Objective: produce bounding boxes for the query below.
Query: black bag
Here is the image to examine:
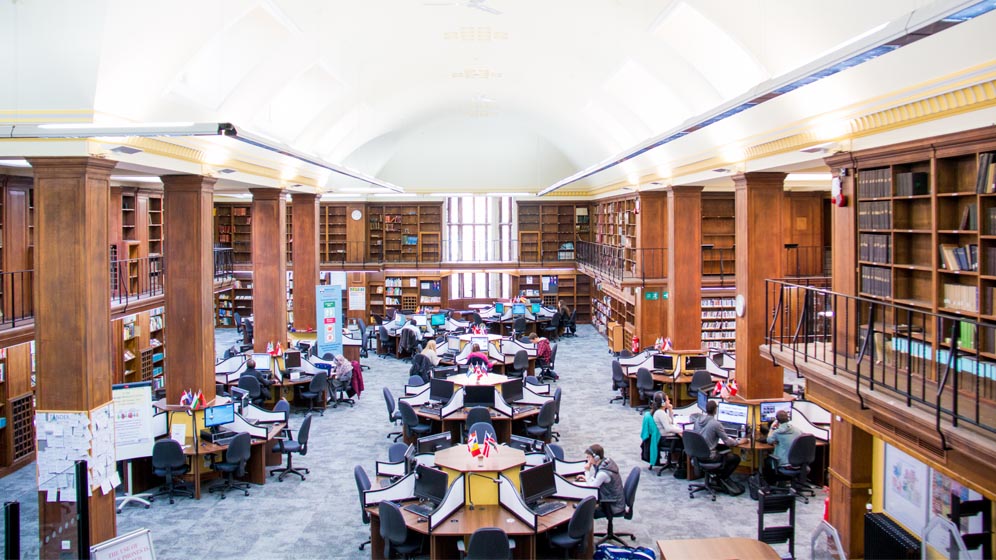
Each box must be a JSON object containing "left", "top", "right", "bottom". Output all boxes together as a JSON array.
[
  {"left": 748, "top": 472, "right": 766, "bottom": 500},
  {"left": 722, "top": 478, "right": 745, "bottom": 496},
  {"left": 673, "top": 464, "right": 687, "bottom": 479},
  {"left": 640, "top": 438, "right": 651, "bottom": 463}
]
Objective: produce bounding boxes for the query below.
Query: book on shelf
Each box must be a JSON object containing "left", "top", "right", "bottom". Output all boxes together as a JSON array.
[
  {"left": 975, "top": 152, "right": 995, "bottom": 193},
  {"left": 958, "top": 204, "right": 978, "bottom": 231},
  {"left": 895, "top": 171, "right": 929, "bottom": 196},
  {"left": 941, "top": 283, "right": 978, "bottom": 313}
]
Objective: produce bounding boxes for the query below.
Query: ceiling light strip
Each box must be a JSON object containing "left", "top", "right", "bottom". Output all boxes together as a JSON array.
[{"left": 538, "top": 0, "right": 996, "bottom": 196}]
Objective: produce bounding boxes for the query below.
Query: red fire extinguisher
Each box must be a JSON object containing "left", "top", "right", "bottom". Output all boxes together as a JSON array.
[{"left": 631, "top": 335, "right": 640, "bottom": 354}]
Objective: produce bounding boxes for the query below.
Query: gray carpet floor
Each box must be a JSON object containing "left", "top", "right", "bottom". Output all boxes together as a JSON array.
[{"left": 1, "top": 324, "right": 824, "bottom": 559}]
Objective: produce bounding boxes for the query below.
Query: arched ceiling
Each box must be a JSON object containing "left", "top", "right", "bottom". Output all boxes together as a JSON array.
[{"left": 1, "top": 0, "right": 994, "bottom": 195}]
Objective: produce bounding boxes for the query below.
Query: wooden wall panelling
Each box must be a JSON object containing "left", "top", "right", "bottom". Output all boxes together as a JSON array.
[
  {"left": 636, "top": 192, "right": 668, "bottom": 280},
  {"left": 4, "top": 178, "right": 33, "bottom": 320},
  {"left": 783, "top": 192, "right": 825, "bottom": 277},
  {"left": 250, "top": 189, "right": 288, "bottom": 352},
  {"left": 827, "top": 418, "right": 874, "bottom": 559},
  {"left": 667, "top": 186, "right": 703, "bottom": 351},
  {"left": 291, "top": 193, "right": 319, "bottom": 331},
  {"left": 0, "top": 343, "right": 35, "bottom": 475},
  {"left": 635, "top": 284, "right": 668, "bottom": 346},
  {"left": 346, "top": 203, "right": 366, "bottom": 262}
]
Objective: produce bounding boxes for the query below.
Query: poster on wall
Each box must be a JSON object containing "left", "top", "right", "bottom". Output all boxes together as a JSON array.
[
  {"left": 927, "top": 470, "right": 984, "bottom": 559},
  {"left": 316, "top": 285, "right": 343, "bottom": 359},
  {"left": 883, "top": 444, "right": 929, "bottom": 537},
  {"left": 348, "top": 287, "right": 366, "bottom": 311}
]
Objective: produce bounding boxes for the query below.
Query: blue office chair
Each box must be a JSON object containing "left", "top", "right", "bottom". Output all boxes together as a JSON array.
[
  {"left": 354, "top": 465, "right": 372, "bottom": 551},
  {"left": 548, "top": 495, "right": 597, "bottom": 556},
  {"left": 299, "top": 372, "right": 328, "bottom": 416},
  {"left": 379, "top": 501, "right": 424, "bottom": 558},
  {"left": 209, "top": 433, "right": 252, "bottom": 499},
  {"left": 271, "top": 414, "right": 312, "bottom": 482},
  {"left": 466, "top": 421, "right": 497, "bottom": 445},
  {"left": 458, "top": 527, "right": 515, "bottom": 559}
]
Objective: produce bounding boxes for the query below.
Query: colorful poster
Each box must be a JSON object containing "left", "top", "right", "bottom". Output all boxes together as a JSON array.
[
  {"left": 883, "top": 444, "right": 929, "bottom": 537},
  {"left": 316, "top": 285, "right": 343, "bottom": 359}
]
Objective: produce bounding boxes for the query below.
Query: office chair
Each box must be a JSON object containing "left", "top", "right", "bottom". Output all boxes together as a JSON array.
[
  {"left": 406, "top": 374, "right": 427, "bottom": 389},
  {"left": 409, "top": 353, "right": 433, "bottom": 384},
  {"left": 542, "top": 313, "right": 561, "bottom": 341},
  {"left": 271, "top": 413, "right": 313, "bottom": 482},
  {"left": 548, "top": 495, "right": 597, "bottom": 557},
  {"left": 378, "top": 326, "right": 395, "bottom": 358},
  {"left": 508, "top": 349, "right": 529, "bottom": 378},
  {"left": 688, "top": 370, "right": 713, "bottom": 399},
  {"left": 242, "top": 318, "right": 254, "bottom": 345},
  {"left": 562, "top": 309, "right": 577, "bottom": 337},
  {"left": 399, "top": 329, "right": 419, "bottom": 362},
  {"left": 457, "top": 527, "right": 515, "bottom": 559},
  {"left": 272, "top": 398, "right": 292, "bottom": 440},
  {"left": 356, "top": 318, "right": 371, "bottom": 370},
  {"left": 546, "top": 443, "right": 565, "bottom": 461},
  {"left": 511, "top": 316, "right": 527, "bottom": 338},
  {"left": 467, "top": 421, "right": 497, "bottom": 444},
  {"left": 757, "top": 490, "right": 797, "bottom": 558},
  {"left": 771, "top": 434, "right": 818, "bottom": 503},
  {"left": 209, "top": 432, "right": 252, "bottom": 499},
  {"left": 331, "top": 367, "right": 354, "bottom": 408},
  {"left": 539, "top": 343, "right": 558, "bottom": 382},
  {"left": 550, "top": 387, "right": 562, "bottom": 441},
  {"left": 151, "top": 439, "right": 192, "bottom": 504},
  {"left": 372, "top": 313, "right": 384, "bottom": 327},
  {"left": 524, "top": 400, "right": 556, "bottom": 443},
  {"left": 635, "top": 368, "right": 655, "bottom": 412},
  {"left": 470, "top": 312, "right": 484, "bottom": 326},
  {"left": 238, "top": 375, "right": 265, "bottom": 407},
  {"left": 379, "top": 500, "right": 424, "bottom": 559},
  {"left": 299, "top": 371, "right": 328, "bottom": 416},
  {"left": 465, "top": 407, "right": 493, "bottom": 438},
  {"left": 682, "top": 431, "right": 725, "bottom": 501},
  {"left": 387, "top": 442, "right": 409, "bottom": 463},
  {"left": 354, "top": 465, "right": 372, "bottom": 551},
  {"left": 233, "top": 311, "right": 243, "bottom": 334},
  {"left": 383, "top": 387, "right": 403, "bottom": 441},
  {"left": 398, "top": 400, "right": 432, "bottom": 440},
  {"left": 610, "top": 360, "right": 628, "bottom": 405},
  {"left": 595, "top": 467, "right": 641, "bottom": 546},
  {"left": 467, "top": 356, "right": 488, "bottom": 370}
]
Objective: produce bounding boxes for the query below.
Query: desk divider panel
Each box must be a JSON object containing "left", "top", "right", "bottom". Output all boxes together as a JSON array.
[
  {"left": 445, "top": 318, "right": 470, "bottom": 331},
  {"left": 229, "top": 413, "right": 270, "bottom": 439},
  {"left": 439, "top": 388, "right": 466, "bottom": 418},
  {"left": 430, "top": 475, "right": 466, "bottom": 531},
  {"left": 493, "top": 391, "right": 513, "bottom": 418},
  {"left": 789, "top": 409, "right": 830, "bottom": 441},
  {"left": 240, "top": 404, "right": 286, "bottom": 424},
  {"left": 793, "top": 400, "right": 831, "bottom": 425},
  {"left": 215, "top": 357, "right": 248, "bottom": 384},
  {"left": 403, "top": 384, "right": 430, "bottom": 399},
  {"left": 553, "top": 459, "right": 587, "bottom": 478},
  {"left": 553, "top": 474, "right": 598, "bottom": 500},
  {"left": 620, "top": 351, "right": 654, "bottom": 367},
  {"left": 523, "top": 452, "right": 546, "bottom": 467},
  {"left": 376, "top": 458, "right": 408, "bottom": 478},
  {"left": 498, "top": 473, "right": 537, "bottom": 530},
  {"left": 520, "top": 386, "right": 552, "bottom": 401},
  {"left": 415, "top": 453, "right": 437, "bottom": 467},
  {"left": 501, "top": 340, "right": 538, "bottom": 357},
  {"left": 706, "top": 356, "right": 732, "bottom": 379},
  {"left": 299, "top": 358, "right": 327, "bottom": 375},
  {"left": 363, "top": 472, "right": 416, "bottom": 506}
]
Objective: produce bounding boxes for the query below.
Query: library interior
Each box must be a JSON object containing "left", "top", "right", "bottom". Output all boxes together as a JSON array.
[{"left": 1, "top": 1, "right": 996, "bottom": 559}]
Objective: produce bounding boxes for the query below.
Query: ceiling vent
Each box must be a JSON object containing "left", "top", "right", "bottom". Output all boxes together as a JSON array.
[
  {"left": 217, "top": 168, "right": 237, "bottom": 174},
  {"left": 109, "top": 146, "right": 142, "bottom": 155},
  {"left": 873, "top": 414, "right": 947, "bottom": 460}
]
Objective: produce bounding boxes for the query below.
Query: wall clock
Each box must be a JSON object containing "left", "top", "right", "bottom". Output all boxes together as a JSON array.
[{"left": 351, "top": 209, "right": 363, "bottom": 221}]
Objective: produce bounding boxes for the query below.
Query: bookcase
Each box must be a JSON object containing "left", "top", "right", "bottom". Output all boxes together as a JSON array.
[
  {"left": 701, "top": 193, "right": 735, "bottom": 276},
  {"left": 367, "top": 203, "right": 444, "bottom": 262},
  {"left": 234, "top": 275, "right": 253, "bottom": 318},
  {"left": 0, "top": 343, "right": 35, "bottom": 476},
  {"left": 591, "top": 197, "right": 638, "bottom": 274},
  {"left": 320, "top": 204, "right": 348, "bottom": 263},
  {"left": 214, "top": 203, "right": 253, "bottom": 264},
  {"left": 148, "top": 195, "right": 163, "bottom": 257},
  {"left": 701, "top": 292, "right": 736, "bottom": 351},
  {"left": 517, "top": 202, "right": 588, "bottom": 262},
  {"left": 121, "top": 315, "right": 141, "bottom": 382},
  {"left": 376, "top": 273, "right": 445, "bottom": 315},
  {"left": 144, "top": 306, "right": 166, "bottom": 391},
  {"left": 215, "top": 286, "right": 235, "bottom": 327},
  {"left": 592, "top": 283, "right": 636, "bottom": 343},
  {"left": 285, "top": 203, "right": 293, "bottom": 265}
]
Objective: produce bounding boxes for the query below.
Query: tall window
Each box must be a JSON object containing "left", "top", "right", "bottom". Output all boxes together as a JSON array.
[
  {"left": 446, "top": 196, "right": 514, "bottom": 262},
  {"left": 449, "top": 272, "right": 512, "bottom": 300}
]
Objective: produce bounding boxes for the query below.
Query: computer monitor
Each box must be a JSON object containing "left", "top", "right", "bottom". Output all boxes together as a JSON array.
[
  {"left": 470, "top": 336, "right": 489, "bottom": 351},
  {"left": 653, "top": 354, "right": 674, "bottom": 371},
  {"left": 494, "top": 302, "right": 505, "bottom": 314},
  {"left": 283, "top": 350, "right": 301, "bottom": 369},
  {"left": 463, "top": 385, "right": 495, "bottom": 408},
  {"left": 430, "top": 313, "right": 446, "bottom": 327},
  {"left": 395, "top": 314, "right": 406, "bottom": 326},
  {"left": 685, "top": 355, "right": 708, "bottom": 371},
  {"left": 447, "top": 336, "right": 462, "bottom": 352},
  {"left": 251, "top": 353, "right": 271, "bottom": 371},
  {"left": 431, "top": 368, "right": 449, "bottom": 380},
  {"left": 203, "top": 403, "right": 235, "bottom": 428},
  {"left": 519, "top": 461, "right": 557, "bottom": 507},
  {"left": 717, "top": 402, "right": 749, "bottom": 425},
  {"left": 512, "top": 303, "right": 526, "bottom": 316},
  {"left": 429, "top": 378, "right": 454, "bottom": 404},
  {"left": 416, "top": 432, "right": 452, "bottom": 455},
  {"left": 230, "top": 387, "right": 250, "bottom": 411},
  {"left": 509, "top": 434, "right": 544, "bottom": 453},
  {"left": 697, "top": 390, "right": 709, "bottom": 412},
  {"left": 414, "top": 315, "right": 427, "bottom": 327},
  {"left": 501, "top": 378, "right": 524, "bottom": 404},
  {"left": 152, "top": 411, "right": 168, "bottom": 438},
  {"left": 530, "top": 303, "right": 541, "bottom": 314},
  {"left": 413, "top": 464, "right": 449, "bottom": 505},
  {"left": 404, "top": 444, "right": 416, "bottom": 474},
  {"left": 760, "top": 401, "right": 794, "bottom": 423}
]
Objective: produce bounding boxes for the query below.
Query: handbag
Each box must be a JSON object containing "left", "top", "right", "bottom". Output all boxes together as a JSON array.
[{"left": 594, "top": 544, "right": 657, "bottom": 560}]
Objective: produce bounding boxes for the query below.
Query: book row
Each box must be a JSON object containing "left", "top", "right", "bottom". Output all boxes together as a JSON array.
[
  {"left": 859, "top": 234, "right": 891, "bottom": 263},
  {"left": 858, "top": 201, "right": 892, "bottom": 230},
  {"left": 860, "top": 265, "right": 892, "bottom": 297}
]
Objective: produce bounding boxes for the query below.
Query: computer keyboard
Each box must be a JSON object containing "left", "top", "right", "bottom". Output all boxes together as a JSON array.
[
  {"left": 419, "top": 405, "right": 442, "bottom": 415},
  {"left": 214, "top": 436, "right": 237, "bottom": 447},
  {"left": 512, "top": 405, "right": 537, "bottom": 414},
  {"left": 403, "top": 503, "right": 435, "bottom": 518},
  {"left": 532, "top": 501, "right": 567, "bottom": 516}
]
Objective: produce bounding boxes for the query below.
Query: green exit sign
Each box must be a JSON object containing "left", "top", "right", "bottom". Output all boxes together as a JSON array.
[
  {"left": 645, "top": 291, "right": 659, "bottom": 300},
  {"left": 662, "top": 291, "right": 669, "bottom": 300}
]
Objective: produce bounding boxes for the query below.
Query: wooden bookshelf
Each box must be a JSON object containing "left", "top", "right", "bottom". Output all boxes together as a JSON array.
[
  {"left": 701, "top": 193, "right": 735, "bottom": 276},
  {"left": 517, "top": 201, "right": 588, "bottom": 262},
  {"left": 701, "top": 292, "right": 736, "bottom": 351},
  {"left": 121, "top": 315, "right": 141, "bottom": 382},
  {"left": 214, "top": 203, "right": 252, "bottom": 264},
  {"left": 592, "top": 283, "right": 636, "bottom": 343},
  {"left": 0, "top": 342, "right": 35, "bottom": 476},
  {"left": 320, "top": 204, "right": 348, "bottom": 263},
  {"left": 366, "top": 203, "right": 444, "bottom": 263},
  {"left": 285, "top": 203, "right": 293, "bottom": 265},
  {"left": 592, "top": 197, "right": 638, "bottom": 274},
  {"left": 148, "top": 195, "right": 163, "bottom": 256},
  {"left": 215, "top": 286, "right": 235, "bottom": 327}
]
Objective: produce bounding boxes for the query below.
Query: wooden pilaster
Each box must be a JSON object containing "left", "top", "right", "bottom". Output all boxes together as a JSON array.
[
  {"left": 734, "top": 172, "right": 785, "bottom": 398},
  {"left": 667, "top": 185, "right": 703, "bottom": 350},
  {"left": 250, "top": 188, "right": 288, "bottom": 351},
  {"left": 828, "top": 417, "right": 873, "bottom": 559},
  {"left": 292, "top": 193, "right": 319, "bottom": 331},
  {"left": 162, "top": 175, "right": 217, "bottom": 403}
]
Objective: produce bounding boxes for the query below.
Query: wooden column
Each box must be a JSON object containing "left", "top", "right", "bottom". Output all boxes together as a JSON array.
[
  {"left": 292, "top": 192, "right": 319, "bottom": 331},
  {"left": 29, "top": 156, "right": 117, "bottom": 554},
  {"left": 733, "top": 172, "right": 785, "bottom": 399},
  {"left": 667, "top": 185, "right": 703, "bottom": 350},
  {"left": 828, "top": 417, "right": 873, "bottom": 558},
  {"left": 162, "top": 175, "right": 217, "bottom": 403},
  {"left": 251, "top": 188, "right": 288, "bottom": 351},
  {"left": 824, "top": 159, "right": 858, "bottom": 356}
]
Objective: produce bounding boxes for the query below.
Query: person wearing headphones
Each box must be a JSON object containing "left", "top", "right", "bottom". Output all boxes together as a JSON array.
[{"left": 574, "top": 444, "right": 625, "bottom": 518}]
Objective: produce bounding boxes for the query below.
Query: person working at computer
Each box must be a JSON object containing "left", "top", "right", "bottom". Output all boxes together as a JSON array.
[
  {"left": 558, "top": 300, "right": 571, "bottom": 322},
  {"left": 528, "top": 332, "right": 558, "bottom": 380},
  {"left": 574, "top": 444, "right": 625, "bottom": 518},
  {"left": 690, "top": 400, "right": 749, "bottom": 490},
  {"left": 466, "top": 344, "right": 494, "bottom": 370},
  {"left": 764, "top": 409, "right": 801, "bottom": 483},
  {"left": 651, "top": 392, "right": 683, "bottom": 468},
  {"left": 241, "top": 358, "right": 273, "bottom": 400},
  {"left": 400, "top": 319, "right": 427, "bottom": 351},
  {"left": 420, "top": 339, "right": 442, "bottom": 366}
]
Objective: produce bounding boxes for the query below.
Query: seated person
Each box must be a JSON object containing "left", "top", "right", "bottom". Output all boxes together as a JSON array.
[
  {"left": 241, "top": 358, "right": 273, "bottom": 400},
  {"left": 528, "top": 332, "right": 557, "bottom": 380},
  {"left": 400, "top": 319, "right": 427, "bottom": 352},
  {"left": 558, "top": 300, "right": 571, "bottom": 323},
  {"left": 466, "top": 344, "right": 493, "bottom": 370},
  {"left": 764, "top": 409, "right": 801, "bottom": 483},
  {"left": 690, "top": 400, "right": 749, "bottom": 487},
  {"left": 516, "top": 291, "right": 530, "bottom": 304},
  {"left": 650, "top": 392, "right": 683, "bottom": 466},
  {"left": 574, "top": 444, "right": 625, "bottom": 518},
  {"left": 420, "top": 340, "right": 442, "bottom": 366}
]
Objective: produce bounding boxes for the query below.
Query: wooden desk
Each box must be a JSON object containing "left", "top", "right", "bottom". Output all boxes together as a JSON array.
[
  {"left": 657, "top": 537, "right": 780, "bottom": 560},
  {"left": 625, "top": 372, "right": 690, "bottom": 408},
  {"left": 179, "top": 422, "right": 284, "bottom": 499}
]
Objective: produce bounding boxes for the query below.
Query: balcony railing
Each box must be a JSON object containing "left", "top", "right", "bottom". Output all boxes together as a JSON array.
[
  {"left": 575, "top": 241, "right": 668, "bottom": 282},
  {"left": 0, "top": 270, "right": 34, "bottom": 328},
  {"left": 702, "top": 245, "right": 831, "bottom": 286},
  {"left": 317, "top": 240, "right": 580, "bottom": 267},
  {"left": 765, "top": 278, "right": 996, "bottom": 440}
]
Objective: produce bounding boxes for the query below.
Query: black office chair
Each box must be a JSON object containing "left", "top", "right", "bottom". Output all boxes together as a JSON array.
[
  {"left": 542, "top": 313, "right": 561, "bottom": 341},
  {"left": 465, "top": 407, "right": 493, "bottom": 439},
  {"left": 209, "top": 432, "right": 252, "bottom": 498},
  {"left": 388, "top": 442, "right": 410, "bottom": 463},
  {"left": 356, "top": 318, "right": 371, "bottom": 370},
  {"left": 398, "top": 400, "right": 432, "bottom": 440},
  {"left": 682, "top": 431, "right": 725, "bottom": 501},
  {"left": 548, "top": 495, "right": 597, "bottom": 557},
  {"left": 242, "top": 317, "right": 254, "bottom": 345},
  {"left": 471, "top": 312, "right": 484, "bottom": 326},
  {"left": 331, "top": 368, "right": 354, "bottom": 408},
  {"left": 379, "top": 500, "right": 424, "bottom": 559},
  {"left": 233, "top": 311, "right": 243, "bottom": 335},
  {"left": 355, "top": 465, "right": 372, "bottom": 551},
  {"left": 151, "top": 439, "right": 192, "bottom": 504},
  {"left": 539, "top": 343, "right": 558, "bottom": 382},
  {"left": 406, "top": 375, "right": 427, "bottom": 389},
  {"left": 379, "top": 326, "right": 395, "bottom": 358},
  {"left": 550, "top": 387, "right": 562, "bottom": 441},
  {"left": 771, "top": 434, "right": 818, "bottom": 503},
  {"left": 467, "top": 421, "right": 497, "bottom": 444},
  {"left": 635, "top": 368, "right": 655, "bottom": 412},
  {"left": 610, "top": 360, "right": 628, "bottom": 405},
  {"left": 458, "top": 527, "right": 514, "bottom": 559},
  {"left": 271, "top": 413, "right": 312, "bottom": 482},
  {"left": 619, "top": 349, "right": 633, "bottom": 359},
  {"left": 595, "top": 467, "right": 641, "bottom": 546},
  {"left": 508, "top": 349, "right": 529, "bottom": 378},
  {"left": 409, "top": 353, "right": 433, "bottom": 384},
  {"left": 546, "top": 443, "right": 565, "bottom": 461},
  {"left": 562, "top": 309, "right": 577, "bottom": 337},
  {"left": 525, "top": 375, "right": 545, "bottom": 392},
  {"left": 524, "top": 399, "right": 556, "bottom": 443},
  {"left": 398, "top": 329, "right": 418, "bottom": 361},
  {"left": 299, "top": 371, "right": 328, "bottom": 416},
  {"left": 511, "top": 316, "right": 527, "bottom": 338},
  {"left": 238, "top": 375, "right": 265, "bottom": 407},
  {"left": 688, "top": 370, "right": 714, "bottom": 399},
  {"left": 383, "top": 387, "right": 403, "bottom": 441}
]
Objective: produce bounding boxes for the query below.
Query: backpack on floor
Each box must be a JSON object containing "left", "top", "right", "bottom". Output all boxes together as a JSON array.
[{"left": 594, "top": 544, "right": 657, "bottom": 560}]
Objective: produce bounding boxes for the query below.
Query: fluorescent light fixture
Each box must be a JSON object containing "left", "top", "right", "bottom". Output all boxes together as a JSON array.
[
  {"left": 339, "top": 186, "right": 379, "bottom": 193},
  {"left": 320, "top": 193, "right": 355, "bottom": 199},
  {"left": 38, "top": 122, "right": 196, "bottom": 129},
  {"left": 372, "top": 193, "right": 416, "bottom": 198},
  {"left": 429, "top": 192, "right": 473, "bottom": 197},
  {"left": 786, "top": 173, "right": 833, "bottom": 182},
  {"left": 1, "top": 122, "right": 228, "bottom": 138},
  {"left": 0, "top": 159, "right": 30, "bottom": 168},
  {"left": 110, "top": 175, "right": 163, "bottom": 184}
]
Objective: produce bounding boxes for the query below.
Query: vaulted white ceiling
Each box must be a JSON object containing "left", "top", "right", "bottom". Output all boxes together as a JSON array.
[{"left": 1, "top": 0, "right": 994, "bottom": 195}]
